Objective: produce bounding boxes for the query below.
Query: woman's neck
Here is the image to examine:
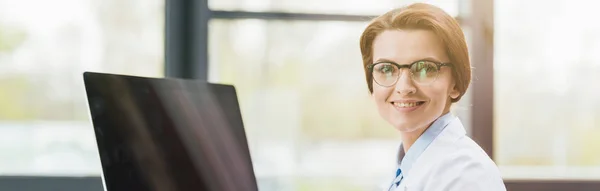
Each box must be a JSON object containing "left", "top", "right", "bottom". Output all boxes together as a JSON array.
[
  {"left": 400, "top": 126, "right": 428, "bottom": 153},
  {"left": 400, "top": 111, "right": 451, "bottom": 152}
]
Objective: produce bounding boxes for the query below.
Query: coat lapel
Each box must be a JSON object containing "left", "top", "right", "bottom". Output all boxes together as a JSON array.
[{"left": 399, "top": 117, "right": 467, "bottom": 188}]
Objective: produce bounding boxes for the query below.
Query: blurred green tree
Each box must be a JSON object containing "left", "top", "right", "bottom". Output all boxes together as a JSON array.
[
  {"left": 0, "top": 24, "right": 31, "bottom": 120},
  {"left": 0, "top": 25, "right": 27, "bottom": 53}
]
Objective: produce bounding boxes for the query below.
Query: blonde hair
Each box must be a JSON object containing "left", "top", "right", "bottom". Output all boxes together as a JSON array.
[{"left": 359, "top": 3, "right": 471, "bottom": 102}]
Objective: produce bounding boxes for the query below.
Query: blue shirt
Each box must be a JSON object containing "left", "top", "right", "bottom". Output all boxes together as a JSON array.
[{"left": 393, "top": 113, "right": 456, "bottom": 185}]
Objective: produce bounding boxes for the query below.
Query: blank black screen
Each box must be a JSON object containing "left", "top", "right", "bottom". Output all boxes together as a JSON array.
[{"left": 83, "top": 72, "right": 258, "bottom": 191}]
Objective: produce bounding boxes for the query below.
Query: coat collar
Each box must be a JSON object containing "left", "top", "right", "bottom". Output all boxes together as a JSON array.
[
  {"left": 398, "top": 115, "right": 468, "bottom": 186},
  {"left": 396, "top": 113, "right": 456, "bottom": 177}
]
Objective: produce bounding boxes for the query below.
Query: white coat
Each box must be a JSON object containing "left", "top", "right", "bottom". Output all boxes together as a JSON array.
[{"left": 386, "top": 117, "right": 506, "bottom": 191}]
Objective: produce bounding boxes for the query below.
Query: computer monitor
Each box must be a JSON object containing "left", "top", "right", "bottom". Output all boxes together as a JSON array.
[{"left": 83, "top": 72, "right": 258, "bottom": 191}]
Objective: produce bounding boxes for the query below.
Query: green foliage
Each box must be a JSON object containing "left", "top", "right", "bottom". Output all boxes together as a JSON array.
[
  {"left": 0, "top": 75, "right": 35, "bottom": 120},
  {"left": 0, "top": 24, "right": 31, "bottom": 120},
  {"left": 0, "top": 25, "right": 28, "bottom": 53}
]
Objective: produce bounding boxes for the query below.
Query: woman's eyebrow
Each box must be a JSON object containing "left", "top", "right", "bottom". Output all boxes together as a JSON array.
[
  {"left": 373, "top": 58, "right": 397, "bottom": 64},
  {"left": 414, "top": 56, "right": 444, "bottom": 63},
  {"left": 374, "top": 56, "right": 444, "bottom": 64}
]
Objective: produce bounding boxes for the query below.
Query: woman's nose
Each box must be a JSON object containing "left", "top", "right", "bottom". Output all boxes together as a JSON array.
[{"left": 395, "top": 70, "right": 417, "bottom": 95}]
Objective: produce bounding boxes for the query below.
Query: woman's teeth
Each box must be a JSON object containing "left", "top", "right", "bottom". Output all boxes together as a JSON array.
[{"left": 393, "top": 102, "right": 422, "bottom": 108}]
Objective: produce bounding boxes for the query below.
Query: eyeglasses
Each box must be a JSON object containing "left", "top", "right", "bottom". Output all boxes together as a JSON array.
[{"left": 367, "top": 60, "right": 452, "bottom": 87}]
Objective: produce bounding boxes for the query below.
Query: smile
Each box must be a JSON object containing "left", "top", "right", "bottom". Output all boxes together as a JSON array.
[
  {"left": 391, "top": 101, "right": 425, "bottom": 112},
  {"left": 392, "top": 101, "right": 425, "bottom": 108}
]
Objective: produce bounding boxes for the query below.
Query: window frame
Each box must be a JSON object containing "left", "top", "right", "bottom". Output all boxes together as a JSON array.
[{"left": 164, "top": 0, "right": 464, "bottom": 80}]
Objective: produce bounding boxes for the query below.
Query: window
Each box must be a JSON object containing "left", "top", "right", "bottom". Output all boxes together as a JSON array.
[
  {"left": 0, "top": 0, "right": 164, "bottom": 176},
  {"left": 495, "top": 0, "right": 600, "bottom": 180},
  {"left": 208, "top": 19, "right": 398, "bottom": 190}
]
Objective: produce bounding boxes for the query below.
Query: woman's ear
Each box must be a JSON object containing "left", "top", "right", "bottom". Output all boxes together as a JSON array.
[{"left": 449, "top": 83, "right": 460, "bottom": 100}]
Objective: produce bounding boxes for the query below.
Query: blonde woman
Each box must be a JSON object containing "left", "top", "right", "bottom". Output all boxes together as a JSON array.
[{"left": 359, "top": 3, "right": 506, "bottom": 191}]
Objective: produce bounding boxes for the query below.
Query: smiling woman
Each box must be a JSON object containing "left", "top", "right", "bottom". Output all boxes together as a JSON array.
[
  {"left": 359, "top": 3, "right": 506, "bottom": 191},
  {"left": 369, "top": 30, "right": 459, "bottom": 134}
]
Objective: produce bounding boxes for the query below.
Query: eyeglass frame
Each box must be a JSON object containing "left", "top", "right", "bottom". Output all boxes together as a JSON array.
[{"left": 366, "top": 60, "right": 453, "bottom": 87}]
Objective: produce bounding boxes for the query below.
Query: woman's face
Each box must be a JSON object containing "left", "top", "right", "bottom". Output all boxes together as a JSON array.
[{"left": 371, "top": 29, "right": 459, "bottom": 132}]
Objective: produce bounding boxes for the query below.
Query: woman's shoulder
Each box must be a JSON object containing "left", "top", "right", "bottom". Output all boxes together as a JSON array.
[
  {"left": 407, "top": 122, "right": 506, "bottom": 190},
  {"left": 407, "top": 117, "right": 506, "bottom": 190},
  {"left": 434, "top": 134, "right": 500, "bottom": 173},
  {"left": 422, "top": 136, "right": 506, "bottom": 190},
  {"left": 454, "top": 135, "right": 496, "bottom": 162},
  {"left": 444, "top": 137, "right": 498, "bottom": 169},
  {"left": 430, "top": 116, "right": 498, "bottom": 170}
]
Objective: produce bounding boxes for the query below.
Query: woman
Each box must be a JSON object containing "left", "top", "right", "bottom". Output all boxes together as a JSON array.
[{"left": 359, "top": 3, "right": 506, "bottom": 191}]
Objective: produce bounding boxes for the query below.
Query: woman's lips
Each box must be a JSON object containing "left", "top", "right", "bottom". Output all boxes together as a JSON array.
[{"left": 391, "top": 101, "right": 425, "bottom": 112}]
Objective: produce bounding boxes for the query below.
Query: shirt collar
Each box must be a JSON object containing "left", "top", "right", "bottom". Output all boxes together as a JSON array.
[{"left": 397, "top": 112, "right": 456, "bottom": 176}]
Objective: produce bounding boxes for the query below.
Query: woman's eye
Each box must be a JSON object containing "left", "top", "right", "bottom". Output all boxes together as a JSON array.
[
  {"left": 379, "top": 65, "right": 395, "bottom": 73},
  {"left": 414, "top": 62, "right": 434, "bottom": 72}
]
